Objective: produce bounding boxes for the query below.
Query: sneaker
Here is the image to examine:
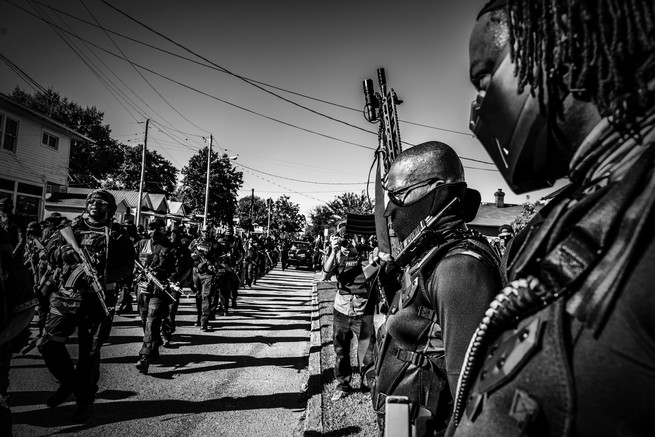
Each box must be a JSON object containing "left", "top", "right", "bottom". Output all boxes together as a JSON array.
[
  {"left": 200, "top": 325, "right": 212, "bottom": 332},
  {"left": 194, "top": 319, "right": 201, "bottom": 327},
  {"left": 331, "top": 390, "right": 348, "bottom": 401},
  {"left": 136, "top": 356, "right": 150, "bottom": 374},
  {"left": 71, "top": 404, "right": 93, "bottom": 423},
  {"left": 46, "top": 385, "right": 74, "bottom": 408}
]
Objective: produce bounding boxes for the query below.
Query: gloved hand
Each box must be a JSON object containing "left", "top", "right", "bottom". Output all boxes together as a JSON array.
[{"left": 60, "top": 245, "right": 81, "bottom": 264}]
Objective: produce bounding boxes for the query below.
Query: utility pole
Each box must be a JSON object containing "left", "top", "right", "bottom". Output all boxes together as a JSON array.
[
  {"left": 249, "top": 188, "right": 254, "bottom": 232},
  {"left": 203, "top": 134, "right": 213, "bottom": 229},
  {"left": 267, "top": 198, "right": 272, "bottom": 237},
  {"left": 136, "top": 118, "right": 149, "bottom": 226}
]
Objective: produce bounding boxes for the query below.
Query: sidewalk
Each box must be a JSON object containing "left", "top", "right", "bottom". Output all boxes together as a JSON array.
[{"left": 303, "top": 275, "right": 381, "bottom": 436}]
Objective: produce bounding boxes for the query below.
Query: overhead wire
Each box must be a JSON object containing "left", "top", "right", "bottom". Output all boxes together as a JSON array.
[
  {"left": 6, "top": 1, "right": 377, "bottom": 152},
  {"left": 78, "top": 0, "right": 210, "bottom": 136},
  {"left": 0, "top": 53, "right": 49, "bottom": 94},
  {"left": 16, "top": 1, "right": 198, "bottom": 161},
  {"left": 27, "top": 2, "right": 147, "bottom": 125},
  {"left": 24, "top": 0, "right": 492, "bottom": 163}
]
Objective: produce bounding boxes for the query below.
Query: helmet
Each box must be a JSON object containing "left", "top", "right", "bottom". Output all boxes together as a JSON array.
[
  {"left": 498, "top": 224, "right": 514, "bottom": 238},
  {"left": 27, "top": 221, "right": 41, "bottom": 230},
  {"left": 0, "top": 196, "right": 13, "bottom": 214},
  {"left": 149, "top": 218, "right": 166, "bottom": 229},
  {"left": 86, "top": 189, "right": 117, "bottom": 216}
]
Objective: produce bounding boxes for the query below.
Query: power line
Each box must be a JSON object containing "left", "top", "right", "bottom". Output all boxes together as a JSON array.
[
  {"left": 79, "top": 0, "right": 209, "bottom": 136},
  {"left": 9, "top": 0, "right": 494, "bottom": 165},
  {"left": 234, "top": 162, "right": 368, "bottom": 185},
  {"left": 0, "top": 53, "right": 49, "bottom": 94},
  {"left": 32, "top": 0, "right": 477, "bottom": 140}
]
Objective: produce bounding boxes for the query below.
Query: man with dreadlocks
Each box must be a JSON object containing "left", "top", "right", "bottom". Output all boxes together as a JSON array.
[{"left": 448, "top": 1, "right": 655, "bottom": 436}]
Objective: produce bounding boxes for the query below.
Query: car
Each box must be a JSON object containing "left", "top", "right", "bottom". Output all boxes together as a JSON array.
[{"left": 287, "top": 240, "right": 315, "bottom": 270}]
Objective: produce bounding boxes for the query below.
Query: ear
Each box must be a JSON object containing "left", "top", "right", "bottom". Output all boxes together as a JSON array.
[{"left": 463, "top": 188, "right": 482, "bottom": 222}]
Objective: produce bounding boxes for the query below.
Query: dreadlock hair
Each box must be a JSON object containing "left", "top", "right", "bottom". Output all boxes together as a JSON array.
[{"left": 506, "top": 0, "right": 655, "bottom": 133}]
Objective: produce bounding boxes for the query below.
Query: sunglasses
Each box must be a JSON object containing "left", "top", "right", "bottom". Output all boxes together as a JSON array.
[
  {"left": 386, "top": 177, "right": 443, "bottom": 206},
  {"left": 87, "top": 199, "right": 109, "bottom": 206}
]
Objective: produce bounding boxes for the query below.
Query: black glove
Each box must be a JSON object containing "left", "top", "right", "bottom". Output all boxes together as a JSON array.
[{"left": 60, "top": 245, "right": 81, "bottom": 264}]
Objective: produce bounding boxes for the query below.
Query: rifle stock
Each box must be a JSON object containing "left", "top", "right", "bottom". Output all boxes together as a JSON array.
[{"left": 60, "top": 226, "right": 110, "bottom": 316}]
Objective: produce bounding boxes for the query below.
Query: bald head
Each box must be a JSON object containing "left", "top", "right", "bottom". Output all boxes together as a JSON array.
[{"left": 388, "top": 141, "right": 464, "bottom": 186}]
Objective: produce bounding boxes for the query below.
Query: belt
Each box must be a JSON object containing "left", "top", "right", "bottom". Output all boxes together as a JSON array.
[{"left": 393, "top": 348, "right": 428, "bottom": 367}]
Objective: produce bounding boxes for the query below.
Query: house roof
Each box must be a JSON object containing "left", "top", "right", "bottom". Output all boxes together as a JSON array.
[
  {"left": 168, "top": 201, "right": 191, "bottom": 216},
  {"left": 148, "top": 193, "right": 167, "bottom": 211},
  {"left": 468, "top": 203, "right": 527, "bottom": 229},
  {"left": 67, "top": 188, "right": 153, "bottom": 210},
  {"left": 45, "top": 192, "right": 129, "bottom": 210},
  {"left": 0, "top": 93, "right": 94, "bottom": 143}
]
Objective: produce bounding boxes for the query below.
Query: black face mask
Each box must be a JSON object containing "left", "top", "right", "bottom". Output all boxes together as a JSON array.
[
  {"left": 469, "top": 51, "right": 568, "bottom": 193},
  {"left": 385, "top": 182, "right": 467, "bottom": 241}
]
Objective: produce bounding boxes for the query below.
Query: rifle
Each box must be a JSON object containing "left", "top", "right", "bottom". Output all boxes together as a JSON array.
[
  {"left": 23, "top": 237, "right": 46, "bottom": 277},
  {"left": 394, "top": 198, "right": 460, "bottom": 267},
  {"left": 134, "top": 259, "right": 178, "bottom": 302},
  {"left": 363, "top": 68, "right": 403, "bottom": 259},
  {"left": 60, "top": 226, "right": 110, "bottom": 317}
]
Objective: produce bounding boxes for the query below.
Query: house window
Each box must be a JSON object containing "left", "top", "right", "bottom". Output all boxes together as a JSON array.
[
  {"left": 2, "top": 116, "right": 19, "bottom": 153},
  {"left": 42, "top": 131, "right": 59, "bottom": 150},
  {"left": 16, "top": 195, "right": 40, "bottom": 222}
]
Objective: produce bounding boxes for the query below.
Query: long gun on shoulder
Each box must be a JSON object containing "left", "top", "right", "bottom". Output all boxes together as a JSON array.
[
  {"left": 363, "top": 68, "right": 403, "bottom": 259},
  {"left": 134, "top": 259, "right": 178, "bottom": 302},
  {"left": 60, "top": 226, "right": 110, "bottom": 317},
  {"left": 394, "top": 197, "right": 460, "bottom": 267}
]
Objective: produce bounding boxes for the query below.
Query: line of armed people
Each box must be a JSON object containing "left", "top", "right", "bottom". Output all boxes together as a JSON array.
[{"left": 1, "top": 193, "right": 297, "bottom": 430}]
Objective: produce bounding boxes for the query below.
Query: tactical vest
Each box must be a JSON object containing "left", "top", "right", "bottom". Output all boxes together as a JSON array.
[
  {"left": 372, "top": 232, "right": 500, "bottom": 428},
  {"left": 453, "top": 143, "right": 655, "bottom": 437},
  {"left": 51, "top": 219, "right": 110, "bottom": 316}
]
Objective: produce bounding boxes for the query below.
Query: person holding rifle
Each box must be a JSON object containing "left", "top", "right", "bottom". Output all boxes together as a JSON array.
[
  {"left": 370, "top": 142, "right": 502, "bottom": 435},
  {"left": 189, "top": 226, "right": 220, "bottom": 331},
  {"left": 38, "top": 189, "right": 134, "bottom": 423},
  {"left": 134, "top": 218, "right": 176, "bottom": 374}
]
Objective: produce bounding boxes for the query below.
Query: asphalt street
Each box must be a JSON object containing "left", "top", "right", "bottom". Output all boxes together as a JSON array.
[{"left": 8, "top": 265, "right": 316, "bottom": 437}]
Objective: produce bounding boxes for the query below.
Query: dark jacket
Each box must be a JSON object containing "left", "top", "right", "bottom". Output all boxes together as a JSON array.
[
  {"left": 452, "top": 144, "right": 655, "bottom": 437},
  {"left": 373, "top": 225, "right": 501, "bottom": 430}
]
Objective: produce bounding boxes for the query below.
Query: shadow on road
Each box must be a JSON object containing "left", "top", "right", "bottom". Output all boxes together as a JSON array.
[{"left": 12, "top": 391, "right": 306, "bottom": 429}]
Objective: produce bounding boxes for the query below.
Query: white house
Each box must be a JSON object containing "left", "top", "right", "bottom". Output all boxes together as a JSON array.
[{"left": 0, "top": 93, "right": 92, "bottom": 221}]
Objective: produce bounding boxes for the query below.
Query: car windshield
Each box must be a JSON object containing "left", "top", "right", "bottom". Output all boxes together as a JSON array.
[{"left": 291, "top": 241, "right": 310, "bottom": 250}]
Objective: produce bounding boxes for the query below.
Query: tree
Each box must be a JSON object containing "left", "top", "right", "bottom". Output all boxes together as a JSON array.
[
  {"left": 307, "top": 191, "right": 373, "bottom": 237},
  {"left": 307, "top": 205, "right": 338, "bottom": 237},
  {"left": 511, "top": 195, "right": 537, "bottom": 233},
  {"left": 327, "top": 191, "right": 373, "bottom": 216},
  {"left": 180, "top": 149, "right": 243, "bottom": 225},
  {"left": 269, "top": 195, "right": 306, "bottom": 237},
  {"left": 104, "top": 145, "right": 177, "bottom": 194},
  {"left": 10, "top": 87, "right": 124, "bottom": 186},
  {"left": 236, "top": 194, "right": 267, "bottom": 231}
]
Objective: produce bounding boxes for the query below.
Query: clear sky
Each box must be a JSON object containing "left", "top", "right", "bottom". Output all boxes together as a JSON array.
[{"left": 0, "top": 0, "right": 564, "bottom": 217}]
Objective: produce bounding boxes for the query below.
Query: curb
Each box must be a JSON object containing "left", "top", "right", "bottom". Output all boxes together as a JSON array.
[{"left": 304, "top": 279, "right": 323, "bottom": 434}]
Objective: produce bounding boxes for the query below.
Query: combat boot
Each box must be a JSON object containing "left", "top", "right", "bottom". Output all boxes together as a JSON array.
[
  {"left": 136, "top": 355, "right": 150, "bottom": 374},
  {"left": 46, "top": 384, "right": 74, "bottom": 408},
  {"left": 71, "top": 403, "right": 93, "bottom": 423}
]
